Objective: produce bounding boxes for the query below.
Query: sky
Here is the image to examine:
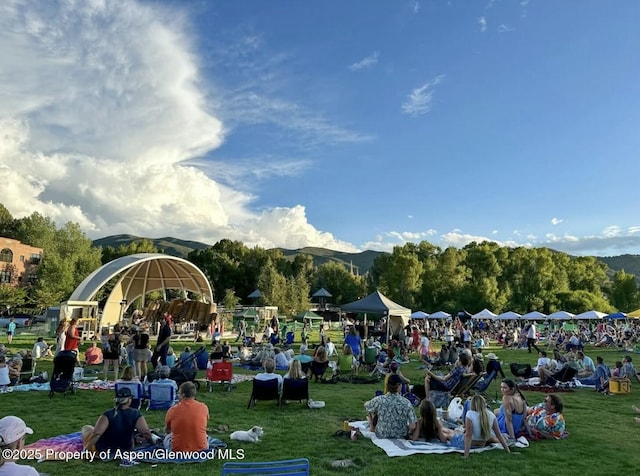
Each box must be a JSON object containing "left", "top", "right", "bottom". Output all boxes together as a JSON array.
[{"left": 1, "top": 0, "right": 639, "bottom": 257}]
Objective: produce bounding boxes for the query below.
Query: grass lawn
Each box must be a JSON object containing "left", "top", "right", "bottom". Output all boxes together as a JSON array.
[{"left": 1, "top": 331, "right": 639, "bottom": 475}]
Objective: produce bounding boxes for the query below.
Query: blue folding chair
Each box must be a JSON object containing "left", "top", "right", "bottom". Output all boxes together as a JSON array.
[
  {"left": 147, "top": 382, "right": 176, "bottom": 410},
  {"left": 222, "top": 458, "right": 310, "bottom": 475},
  {"left": 114, "top": 381, "right": 145, "bottom": 409}
]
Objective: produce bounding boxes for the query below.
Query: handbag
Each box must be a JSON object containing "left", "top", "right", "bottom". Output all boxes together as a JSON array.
[{"left": 447, "top": 396, "right": 464, "bottom": 422}]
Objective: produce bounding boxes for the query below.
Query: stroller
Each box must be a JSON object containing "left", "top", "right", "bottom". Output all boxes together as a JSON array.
[{"left": 49, "top": 350, "right": 79, "bottom": 398}]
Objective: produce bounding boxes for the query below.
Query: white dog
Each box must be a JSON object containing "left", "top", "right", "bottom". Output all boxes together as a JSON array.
[{"left": 230, "top": 426, "right": 263, "bottom": 443}]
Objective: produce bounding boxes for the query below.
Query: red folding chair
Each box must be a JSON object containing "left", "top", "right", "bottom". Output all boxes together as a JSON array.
[{"left": 207, "top": 361, "right": 234, "bottom": 392}]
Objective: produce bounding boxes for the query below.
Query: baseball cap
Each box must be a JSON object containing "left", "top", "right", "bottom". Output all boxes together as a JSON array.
[
  {"left": 0, "top": 416, "right": 33, "bottom": 446},
  {"left": 116, "top": 387, "right": 133, "bottom": 399}
]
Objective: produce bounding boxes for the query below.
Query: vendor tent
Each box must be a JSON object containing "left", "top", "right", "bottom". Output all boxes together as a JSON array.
[
  {"left": 340, "top": 291, "right": 411, "bottom": 340},
  {"left": 574, "top": 310, "right": 606, "bottom": 320},
  {"left": 628, "top": 308, "right": 640, "bottom": 319},
  {"left": 410, "top": 311, "right": 430, "bottom": 319},
  {"left": 428, "top": 310, "right": 452, "bottom": 320},
  {"left": 605, "top": 311, "right": 627, "bottom": 320},
  {"left": 497, "top": 311, "right": 522, "bottom": 320},
  {"left": 312, "top": 288, "right": 333, "bottom": 298},
  {"left": 546, "top": 311, "right": 575, "bottom": 320},
  {"left": 521, "top": 311, "right": 547, "bottom": 320},
  {"left": 471, "top": 308, "right": 498, "bottom": 320}
]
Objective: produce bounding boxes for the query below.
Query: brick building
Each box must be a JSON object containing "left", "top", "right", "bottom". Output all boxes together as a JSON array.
[{"left": 0, "top": 237, "right": 43, "bottom": 287}]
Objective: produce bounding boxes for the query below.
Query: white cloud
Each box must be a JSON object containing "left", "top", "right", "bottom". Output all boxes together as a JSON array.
[
  {"left": 602, "top": 226, "right": 621, "bottom": 238},
  {"left": 497, "top": 24, "right": 516, "bottom": 33},
  {"left": 414, "top": 2, "right": 421, "bottom": 14},
  {"left": 478, "top": 17, "right": 487, "bottom": 32},
  {"left": 348, "top": 51, "right": 379, "bottom": 72},
  {"left": 492, "top": 230, "right": 498, "bottom": 235},
  {"left": 551, "top": 217, "right": 563, "bottom": 225},
  {"left": 0, "top": 0, "right": 359, "bottom": 252},
  {"left": 628, "top": 226, "right": 640, "bottom": 234},
  {"left": 401, "top": 75, "right": 445, "bottom": 117}
]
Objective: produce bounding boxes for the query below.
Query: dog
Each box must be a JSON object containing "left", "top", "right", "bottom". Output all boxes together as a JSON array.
[{"left": 230, "top": 426, "right": 263, "bottom": 443}]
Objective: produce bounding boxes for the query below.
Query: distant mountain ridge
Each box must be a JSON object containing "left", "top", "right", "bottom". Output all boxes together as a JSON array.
[
  {"left": 92, "top": 235, "right": 383, "bottom": 273},
  {"left": 92, "top": 235, "right": 640, "bottom": 280}
]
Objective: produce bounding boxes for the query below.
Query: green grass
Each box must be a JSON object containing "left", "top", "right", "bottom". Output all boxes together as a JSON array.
[{"left": 1, "top": 332, "right": 639, "bottom": 475}]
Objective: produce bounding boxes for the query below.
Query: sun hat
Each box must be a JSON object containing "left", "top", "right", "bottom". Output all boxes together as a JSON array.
[
  {"left": 486, "top": 353, "right": 498, "bottom": 360},
  {"left": 0, "top": 416, "right": 33, "bottom": 446}
]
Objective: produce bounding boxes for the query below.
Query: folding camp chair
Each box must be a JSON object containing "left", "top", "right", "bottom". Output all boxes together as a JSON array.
[
  {"left": 222, "top": 458, "right": 310, "bottom": 476},
  {"left": 19, "top": 358, "right": 36, "bottom": 381},
  {"left": 472, "top": 370, "right": 497, "bottom": 401},
  {"left": 308, "top": 360, "right": 329, "bottom": 382},
  {"left": 147, "top": 383, "right": 176, "bottom": 410},
  {"left": 281, "top": 378, "right": 309, "bottom": 408},
  {"left": 451, "top": 373, "right": 483, "bottom": 398},
  {"left": 247, "top": 378, "right": 281, "bottom": 409},
  {"left": 336, "top": 354, "right": 356, "bottom": 383},
  {"left": 363, "top": 347, "right": 378, "bottom": 371},
  {"left": 115, "top": 381, "right": 145, "bottom": 409},
  {"left": 206, "top": 361, "right": 234, "bottom": 392}
]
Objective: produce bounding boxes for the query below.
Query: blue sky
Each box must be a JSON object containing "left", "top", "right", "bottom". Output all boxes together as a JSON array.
[{"left": 1, "top": 0, "right": 639, "bottom": 256}]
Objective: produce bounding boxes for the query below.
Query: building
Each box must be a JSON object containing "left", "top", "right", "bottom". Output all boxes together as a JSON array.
[{"left": 0, "top": 237, "right": 43, "bottom": 287}]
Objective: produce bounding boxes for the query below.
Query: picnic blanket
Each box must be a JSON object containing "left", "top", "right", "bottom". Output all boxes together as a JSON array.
[
  {"left": 4, "top": 382, "right": 51, "bottom": 392},
  {"left": 26, "top": 432, "right": 84, "bottom": 460},
  {"left": 26, "top": 432, "right": 227, "bottom": 463},
  {"left": 350, "top": 421, "right": 529, "bottom": 457}
]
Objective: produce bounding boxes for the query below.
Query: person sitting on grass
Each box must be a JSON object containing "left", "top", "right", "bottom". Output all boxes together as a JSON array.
[
  {"left": 494, "top": 379, "right": 528, "bottom": 440},
  {"left": 0, "top": 416, "right": 38, "bottom": 475},
  {"left": 451, "top": 394, "right": 510, "bottom": 458},
  {"left": 82, "top": 387, "right": 153, "bottom": 453},
  {"left": 164, "top": 382, "right": 209, "bottom": 452},
  {"left": 365, "top": 374, "right": 417, "bottom": 439},
  {"left": 578, "top": 356, "right": 610, "bottom": 393},
  {"left": 32, "top": 337, "right": 53, "bottom": 359},
  {"left": 383, "top": 362, "right": 410, "bottom": 394},
  {"left": 177, "top": 346, "right": 195, "bottom": 370},
  {"left": 525, "top": 394, "right": 566, "bottom": 439},
  {"left": 85, "top": 342, "right": 103, "bottom": 366},
  {"left": 411, "top": 399, "right": 455, "bottom": 442}
]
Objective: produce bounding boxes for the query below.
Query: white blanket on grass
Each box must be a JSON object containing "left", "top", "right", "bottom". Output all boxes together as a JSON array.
[{"left": 351, "top": 421, "right": 529, "bottom": 457}]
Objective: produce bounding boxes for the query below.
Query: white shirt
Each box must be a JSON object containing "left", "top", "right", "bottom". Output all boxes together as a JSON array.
[
  {"left": 0, "top": 461, "right": 39, "bottom": 476},
  {"left": 527, "top": 324, "right": 536, "bottom": 339},
  {"left": 32, "top": 341, "right": 49, "bottom": 359},
  {"left": 325, "top": 341, "right": 336, "bottom": 357},
  {"left": 255, "top": 372, "right": 283, "bottom": 391}
]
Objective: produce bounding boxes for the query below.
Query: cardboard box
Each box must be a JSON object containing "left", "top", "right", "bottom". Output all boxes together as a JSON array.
[{"left": 609, "top": 378, "right": 631, "bottom": 394}]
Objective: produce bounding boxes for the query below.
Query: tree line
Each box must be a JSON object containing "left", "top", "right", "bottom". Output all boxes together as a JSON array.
[{"left": 1, "top": 204, "right": 639, "bottom": 316}]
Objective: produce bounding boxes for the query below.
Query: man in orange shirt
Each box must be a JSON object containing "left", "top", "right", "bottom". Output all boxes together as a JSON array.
[{"left": 163, "top": 381, "right": 209, "bottom": 452}]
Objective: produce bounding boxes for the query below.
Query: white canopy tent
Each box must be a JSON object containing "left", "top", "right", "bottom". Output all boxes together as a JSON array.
[
  {"left": 428, "top": 310, "right": 452, "bottom": 320},
  {"left": 546, "top": 311, "right": 575, "bottom": 320},
  {"left": 471, "top": 308, "right": 498, "bottom": 320},
  {"left": 521, "top": 311, "right": 547, "bottom": 320},
  {"left": 410, "top": 311, "right": 430, "bottom": 319},
  {"left": 497, "top": 311, "right": 522, "bottom": 320},
  {"left": 574, "top": 310, "right": 607, "bottom": 320}
]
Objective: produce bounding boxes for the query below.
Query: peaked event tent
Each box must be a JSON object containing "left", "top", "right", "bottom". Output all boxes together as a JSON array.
[
  {"left": 497, "top": 311, "right": 522, "bottom": 320},
  {"left": 546, "top": 311, "right": 575, "bottom": 320},
  {"left": 340, "top": 291, "right": 411, "bottom": 340},
  {"left": 574, "top": 310, "right": 607, "bottom": 320},
  {"left": 471, "top": 308, "right": 498, "bottom": 320},
  {"left": 429, "top": 311, "right": 452, "bottom": 319},
  {"left": 605, "top": 311, "right": 627, "bottom": 320},
  {"left": 628, "top": 308, "right": 640, "bottom": 319},
  {"left": 521, "top": 311, "right": 547, "bottom": 320},
  {"left": 410, "top": 311, "right": 430, "bottom": 319},
  {"left": 312, "top": 288, "right": 333, "bottom": 298}
]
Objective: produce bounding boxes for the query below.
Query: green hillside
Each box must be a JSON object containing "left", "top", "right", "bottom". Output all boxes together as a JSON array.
[
  {"left": 276, "top": 247, "right": 383, "bottom": 275},
  {"left": 92, "top": 234, "right": 211, "bottom": 258},
  {"left": 598, "top": 254, "right": 640, "bottom": 284}
]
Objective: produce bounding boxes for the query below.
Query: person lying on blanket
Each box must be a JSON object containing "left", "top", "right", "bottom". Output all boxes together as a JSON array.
[
  {"left": 525, "top": 394, "right": 566, "bottom": 439},
  {"left": 450, "top": 395, "right": 510, "bottom": 458},
  {"left": 82, "top": 387, "right": 154, "bottom": 453},
  {"left": 365, "top": 374, "right": 417, "bottom": 439},
  {"left": 0, "top": 416, "right": 38, "bottom": 476}
]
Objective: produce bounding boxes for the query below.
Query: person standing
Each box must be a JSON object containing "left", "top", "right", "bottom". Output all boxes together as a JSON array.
[
  {"left": 164, "top": 381, "right": 209, "bottom": 452},
  {"left": 236, "top": 318, "right": 247, "bottom": 343},
  {"left": 526, "top": 321, "right": 540, "bottom": 354},
  {"left": 6, "top": 318, "right": 15, "bottom": 345},
  {"left": 152, "top": 314, "right": 172, "bottom": 368},
  {"left": 64, "top": 318, "right": 81, "bottom": 354}
]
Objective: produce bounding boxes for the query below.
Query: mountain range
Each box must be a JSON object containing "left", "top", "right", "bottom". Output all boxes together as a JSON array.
[{"left": 93, "top": 234, "right": 640, "bottom": 281}]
